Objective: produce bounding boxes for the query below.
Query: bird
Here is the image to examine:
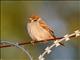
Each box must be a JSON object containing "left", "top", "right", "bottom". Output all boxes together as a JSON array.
[{"left": 27, "top": 15, "right": 64, "bottom": 45}]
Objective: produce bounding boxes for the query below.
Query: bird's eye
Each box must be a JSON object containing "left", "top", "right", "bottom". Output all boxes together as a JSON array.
[{"left": 34, "top": 20, "right": 37, "bottom": 21}]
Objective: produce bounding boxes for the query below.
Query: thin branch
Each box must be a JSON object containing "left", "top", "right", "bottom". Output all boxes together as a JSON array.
[
  {"left": 0, "top": 30, "right": 79, "bottom": 48},
  {"left": 0, "top": 35, "right": 76, "bottom": 48}
]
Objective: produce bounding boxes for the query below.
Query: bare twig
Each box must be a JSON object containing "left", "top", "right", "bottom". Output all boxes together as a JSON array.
[
  {"left": 0, "top": 37, "right": 63, "bottom": 48},
  {"left": 0, "top": 30, "right": 79, "bottom": 49},
  {"left": 0, "top": 35, "right": 76, "bottom": 48}
]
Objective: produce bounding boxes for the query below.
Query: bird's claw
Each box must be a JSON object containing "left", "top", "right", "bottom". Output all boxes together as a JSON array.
[{"left": 31, "top": 41, "right": 35, "bottom": 45}]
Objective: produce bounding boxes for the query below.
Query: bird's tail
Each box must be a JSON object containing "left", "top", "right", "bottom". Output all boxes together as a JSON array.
[
  {"left": 53, "top": 36, "right": 64, "bottom": 46},
  {"left": 59, "top": 42, "right": 64, "bottom": 46}
]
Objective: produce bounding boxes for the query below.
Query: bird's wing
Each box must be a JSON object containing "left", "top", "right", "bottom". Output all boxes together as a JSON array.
[{"left": 39, "top": 20, "right": 55, "bottom": 37}]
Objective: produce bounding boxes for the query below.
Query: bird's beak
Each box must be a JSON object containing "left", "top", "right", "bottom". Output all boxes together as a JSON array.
[
  {"left": 29, "top": 18, "right": 32, "bottom": 20},
  {"left": 38, "top": 18, "right": 41, "bottom": 21},
  {"left": 27, "top": 18, "right": 31, "bottom": 23}
]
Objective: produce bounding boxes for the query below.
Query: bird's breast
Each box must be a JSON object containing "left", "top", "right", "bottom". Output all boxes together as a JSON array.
[{"left": 28, "top": 22, "right": 53, "bottom": 41}]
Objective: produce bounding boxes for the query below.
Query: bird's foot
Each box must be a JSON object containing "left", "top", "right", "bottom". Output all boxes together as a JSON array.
[{"left": 30, "top": 41, "right": 35, "bottom": 45}]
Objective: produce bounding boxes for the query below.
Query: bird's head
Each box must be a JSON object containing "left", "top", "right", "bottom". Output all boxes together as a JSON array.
[{"left": 29, "top": 16, "right": 41, "bottom": 22}]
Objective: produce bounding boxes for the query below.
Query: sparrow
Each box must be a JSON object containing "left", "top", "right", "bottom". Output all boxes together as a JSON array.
[{"left": 27, "top": 15, "right": 64, "bottom": 45}]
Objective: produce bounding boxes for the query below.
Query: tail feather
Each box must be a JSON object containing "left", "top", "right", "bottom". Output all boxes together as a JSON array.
[
  {"left": 53, "top": 36, "right": 64, "bottom": 46},
  {"left": 59, "top": 42, "right": 64, "bottom": 46}
]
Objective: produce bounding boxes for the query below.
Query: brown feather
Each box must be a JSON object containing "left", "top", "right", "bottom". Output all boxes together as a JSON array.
[{"left": 39, "top": 20, "right": 55, "bottom": 37}]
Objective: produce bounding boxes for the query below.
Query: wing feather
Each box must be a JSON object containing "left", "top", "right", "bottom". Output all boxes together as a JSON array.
[{"left": 39, "top": 20, "right": 55, "bottom": 37}]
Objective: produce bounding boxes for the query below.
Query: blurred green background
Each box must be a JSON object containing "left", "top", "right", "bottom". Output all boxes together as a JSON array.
[{"left": 1, "top": 1, "right": 80, "bottom": 60}]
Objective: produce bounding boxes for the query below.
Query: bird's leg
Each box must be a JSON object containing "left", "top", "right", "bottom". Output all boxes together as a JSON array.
[
  {"left": 40, "top": 39, "right": 49, "bottom": 44},
  {"left": 30, "top": 40, "right": 35, "bottom": 45},
  {"left": 43, "top": 40, "right": 48, "bottom": 43}
]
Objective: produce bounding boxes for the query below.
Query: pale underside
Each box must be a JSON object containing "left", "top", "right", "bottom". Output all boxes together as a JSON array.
[{"left": 27, "top": 21, "right": 54, "bottom": 41}]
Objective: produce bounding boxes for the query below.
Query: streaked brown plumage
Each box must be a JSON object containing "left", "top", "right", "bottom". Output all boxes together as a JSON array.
[
  {"left": 27, "top": 15, "right": 64, "bottom": 46},
  {"left": 27, "top": 16, "right": 55, "bottom": 41}
]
